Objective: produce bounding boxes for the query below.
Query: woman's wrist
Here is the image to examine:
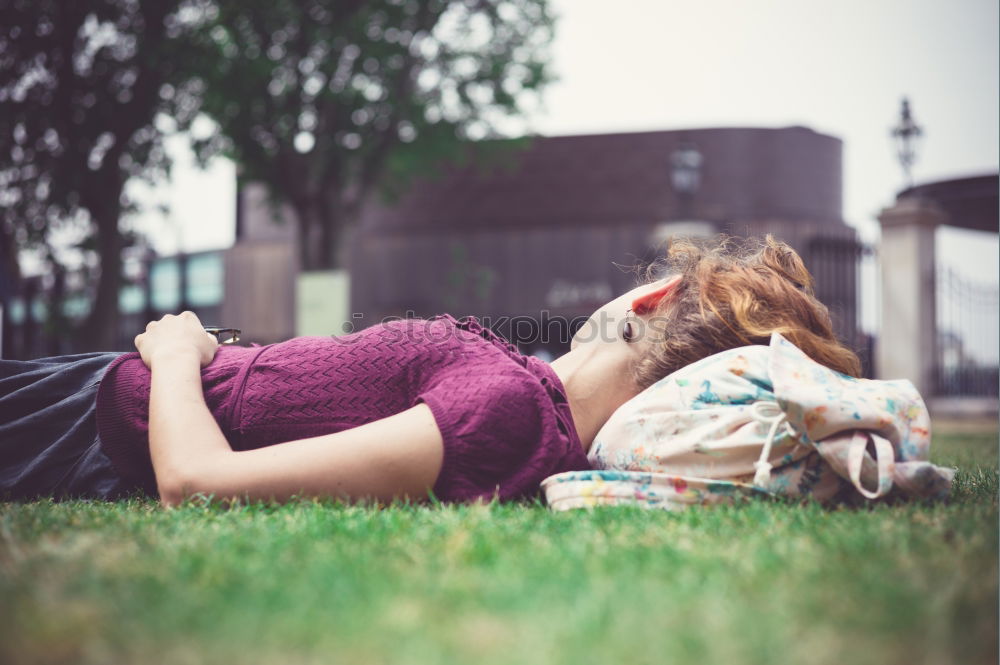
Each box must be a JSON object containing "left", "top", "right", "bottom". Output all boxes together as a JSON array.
[{"left": 149, "top": 345, "right": 202, "bottom": 371}]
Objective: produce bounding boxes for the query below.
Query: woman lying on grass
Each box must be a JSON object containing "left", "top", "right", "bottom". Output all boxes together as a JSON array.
[{"left": 0, "top": 236, "right": 861, "bottom": 507}]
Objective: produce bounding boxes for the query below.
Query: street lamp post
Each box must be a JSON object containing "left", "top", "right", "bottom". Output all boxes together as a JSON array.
[{"left": 891, "top": 97, "right": 923, "bottom": 188}]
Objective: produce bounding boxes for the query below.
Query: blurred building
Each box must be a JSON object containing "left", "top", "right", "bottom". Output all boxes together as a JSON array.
[
  {"left": 1, "top": 247, "right": 226, "bottom": 359},
  {"left": 230, "top": 126, "right": 865, "bottom": 357},
  {"left": 124, "top": 249, "right": 226, "bottom": 340},
  {"left": 345, "top": 126, "right": 865, "bottom": 357}
]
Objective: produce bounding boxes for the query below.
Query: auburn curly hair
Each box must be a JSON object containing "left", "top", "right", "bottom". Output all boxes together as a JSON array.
[{"left": 633, "top": 235, "right": 862, "bottom": 389}]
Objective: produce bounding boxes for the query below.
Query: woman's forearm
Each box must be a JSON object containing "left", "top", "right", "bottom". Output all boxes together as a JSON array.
[{"left": 148, "top": 348, "right": 233, "bottom": 505}]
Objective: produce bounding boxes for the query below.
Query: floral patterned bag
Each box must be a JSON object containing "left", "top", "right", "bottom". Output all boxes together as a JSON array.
[{"left": 542, "top": 333, "right": 955, "bottom": 511}]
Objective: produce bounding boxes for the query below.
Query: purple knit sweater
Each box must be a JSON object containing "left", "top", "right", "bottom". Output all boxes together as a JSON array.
[{"left": 95, "top": 314, "right": 590, "bottom": 502}]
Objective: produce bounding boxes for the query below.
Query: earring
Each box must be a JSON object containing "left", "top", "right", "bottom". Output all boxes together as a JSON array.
[{"left": 622, "top": 308, "right": 636, "bottom": 343}]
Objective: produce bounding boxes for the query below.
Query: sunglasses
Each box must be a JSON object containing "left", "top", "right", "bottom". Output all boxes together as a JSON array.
[{"left": 203, "top": 327, "right": 242, "bottom": 344}]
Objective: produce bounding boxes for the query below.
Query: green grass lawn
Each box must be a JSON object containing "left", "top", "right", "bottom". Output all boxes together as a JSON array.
[{"left": 1, "top": 428, "right": 996, "bottom": 665}]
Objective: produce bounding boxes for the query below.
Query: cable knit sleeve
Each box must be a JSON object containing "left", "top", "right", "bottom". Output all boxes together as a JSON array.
[{"left": 416, "top": 360, "right": 587, "bottom": 503}]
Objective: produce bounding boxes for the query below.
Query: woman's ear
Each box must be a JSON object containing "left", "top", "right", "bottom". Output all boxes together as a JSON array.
[{"left": 631, "top": 275, "right": 682, "bottom": 315}]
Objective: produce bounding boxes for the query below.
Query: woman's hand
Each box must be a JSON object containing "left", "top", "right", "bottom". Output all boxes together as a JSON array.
[{"left": 134, "top": 311, "right": 219, "bottom": 370}]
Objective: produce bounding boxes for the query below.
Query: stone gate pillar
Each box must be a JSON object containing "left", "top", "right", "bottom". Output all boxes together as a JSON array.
[{"left": 876, "top": 197, "right": 947, "bottom": 396}]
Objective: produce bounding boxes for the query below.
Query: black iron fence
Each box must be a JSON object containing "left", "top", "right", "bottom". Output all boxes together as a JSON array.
[
  {"left": 806, "top": 236, "right": 876, "bottom": 378},
  {"left": 935, "top": 266, "right": 999, "bottom": 397}
]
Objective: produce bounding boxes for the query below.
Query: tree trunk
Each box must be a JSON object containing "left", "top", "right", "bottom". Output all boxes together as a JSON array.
[
  {"left": 79, "top": 194, "right": 123, "bottom": 352},
  {"left": 318, "top": 204, "right": 336, "bottom": 271},
  {"left": 319, "top": 198, "right": 353, "bottom": 272},
  {"left": 0, "top": 223, "right": 20, "bottom": 358},
  {"left": 291, "top": 198, "right": 315, "bottom": 271},
  {"left": 46, "top": 261, "right": 67, "bottom": 356},
  {"left": 294, "top": 198, "right": 339, "bottom": 271},
  {"left": 292, "top": 193, "right": 355, "bottom": 272}
]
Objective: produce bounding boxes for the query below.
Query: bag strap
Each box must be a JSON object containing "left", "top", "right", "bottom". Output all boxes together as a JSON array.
[
  {"left": 846, "top": 430, "right": 896, "bottom": 499},
  {"left": 751, "top": 401, "right": 789, "bottom": 487}
]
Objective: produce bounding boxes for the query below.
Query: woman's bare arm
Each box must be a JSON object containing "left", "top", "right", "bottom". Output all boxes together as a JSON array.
[{"left": 139, "top": 312, "right": 444, "bottom": 507}]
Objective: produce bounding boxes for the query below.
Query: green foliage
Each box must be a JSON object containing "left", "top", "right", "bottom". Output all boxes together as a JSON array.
[
  {"left": 0, "top": 430, "right": 996, "bottom": 665},
  {"left": 0, "top": 0, "right": 195, "bottom": 347},
  {"left": 182, "top": 0, "right": 555, "bottom": 269},
  {"left": 0, "top": 0, "right": 555, "bottom": 350}
]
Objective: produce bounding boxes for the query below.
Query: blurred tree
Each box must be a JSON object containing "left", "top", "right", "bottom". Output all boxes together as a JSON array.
[
  {"left": 0, "top": 0, "right": 197, "bottom": 350},
  {"left": 185, "top": 0, "right": 554, "bottom": 270}
]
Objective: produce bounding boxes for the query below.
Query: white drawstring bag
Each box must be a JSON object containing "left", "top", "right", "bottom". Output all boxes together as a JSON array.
[{"left": 542, "top": 332, "right": 955, "bottom": 511}]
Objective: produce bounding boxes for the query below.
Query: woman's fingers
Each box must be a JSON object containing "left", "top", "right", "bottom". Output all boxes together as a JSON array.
[
  {"left": 135, "top": 311, "right": 218, "bottom": 369},
  {"left": 144, "top": 312, "right": 200, "bottom": 330}
]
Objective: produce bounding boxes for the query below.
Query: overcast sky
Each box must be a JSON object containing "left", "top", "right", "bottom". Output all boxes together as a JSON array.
[{"left": 134, "top": 0, "right": 999, "bottom": 285}]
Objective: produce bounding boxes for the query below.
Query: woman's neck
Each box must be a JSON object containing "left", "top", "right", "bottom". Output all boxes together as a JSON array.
[{"left": 548, "top": 345, "right": 639, "bottom": 455}]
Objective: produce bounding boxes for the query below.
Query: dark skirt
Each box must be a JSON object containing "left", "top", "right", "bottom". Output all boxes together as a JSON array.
[{"left": 0, "top": 351, "right": 139, "bottom": 501}]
